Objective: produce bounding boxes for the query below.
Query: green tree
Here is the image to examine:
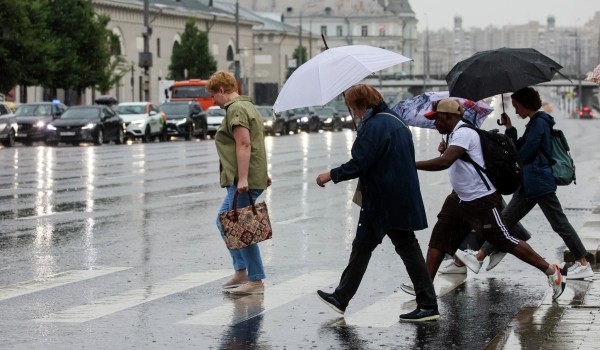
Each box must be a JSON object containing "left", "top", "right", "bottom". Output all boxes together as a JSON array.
[
  {"left": 285, "top": 46, "right": 307, "bottom": 79},
  {"left": 33, "top": 0, "right": 113, "bottom": 103},
  {"left": 168, "top": 18, "right": 217, "bottom": 80},
  {"left": 0, "top": 0, "right": 38, "bottom": 94},
  {"left": 96, "top": 34, "right": 129, "bottom": 94}
]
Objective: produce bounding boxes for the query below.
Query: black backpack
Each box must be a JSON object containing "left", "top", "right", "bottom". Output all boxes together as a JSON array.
[{"left": 458, "top": 124, "right": 523, "bottom": 195}]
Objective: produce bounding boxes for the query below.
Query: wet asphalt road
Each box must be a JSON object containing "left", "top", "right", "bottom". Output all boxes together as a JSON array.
[{"left": 0, "top": 94, "right": 599, "bottom": 349}]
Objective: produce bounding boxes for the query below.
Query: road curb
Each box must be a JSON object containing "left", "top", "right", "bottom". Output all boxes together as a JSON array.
[{"left": 563, "top": 205, "right": 600, "bottom": 264}]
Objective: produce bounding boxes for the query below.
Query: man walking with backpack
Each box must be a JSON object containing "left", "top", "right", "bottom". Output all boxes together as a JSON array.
[
  {"left": 456, "top": 87, "right": 592, "bottom": 279},
  {"left": 415, "top": 98, "right": 567, "bottom": 301}
]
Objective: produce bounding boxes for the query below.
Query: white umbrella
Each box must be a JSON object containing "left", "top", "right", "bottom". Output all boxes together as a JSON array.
[{"left": 273, "top": 45, "right": 412, "bottom": 113}]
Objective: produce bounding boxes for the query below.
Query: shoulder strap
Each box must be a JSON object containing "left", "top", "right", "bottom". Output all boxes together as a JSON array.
[
  {"left": 378, "top": 112, "right": 409, "bottom": 129},
  {"left": 456, "top": 124, "right": 491, "bottom": 190}
]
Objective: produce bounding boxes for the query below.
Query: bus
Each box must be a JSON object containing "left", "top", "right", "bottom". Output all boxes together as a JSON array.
[{"left": 168, "top": 79, "right": 214, "bottom": 111}]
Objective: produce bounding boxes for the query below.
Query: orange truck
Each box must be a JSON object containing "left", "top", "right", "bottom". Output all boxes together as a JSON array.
[{"left": 168, "top": 79, "right": 215, "bottom": 111}]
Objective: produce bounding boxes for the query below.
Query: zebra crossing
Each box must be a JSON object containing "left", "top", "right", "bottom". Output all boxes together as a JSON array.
[{"left": 0, "top": 266, "right": 469, "bottom": 327}]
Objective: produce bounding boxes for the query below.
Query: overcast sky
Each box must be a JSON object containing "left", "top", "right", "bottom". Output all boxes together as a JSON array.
[{"left": 410, "top": 0, "right": 599, "bottom": 31}]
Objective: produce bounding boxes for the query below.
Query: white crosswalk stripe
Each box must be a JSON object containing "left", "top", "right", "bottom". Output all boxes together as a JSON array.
[
  {"left": 0, "top": 266, "right": 131, "bottom": 302},
  {"left": 36, "top": 270, "right": 231, "bottom": 323},
  {"left": 179, "top": 270, "right": 339, "bottom": 325},
  {"left": 344, "top": 274, "right": 468, "bottom": 327}
]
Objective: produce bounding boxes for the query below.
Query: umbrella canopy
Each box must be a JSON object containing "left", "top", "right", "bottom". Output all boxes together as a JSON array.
[
  {"left": 446, "top": 47, "right": 564, "bottom": 101},
  {"left": 586, "top": 63, "right": 600, "bottom": 84},
  {"left": 391, "top": 91, "right": 493, "bottom": 129},
  {"left": 273, "top": 45, "right": 411, "bottom": 113},
  {"left": 94, "top": 95, "right": 118, "bottom": 105}
]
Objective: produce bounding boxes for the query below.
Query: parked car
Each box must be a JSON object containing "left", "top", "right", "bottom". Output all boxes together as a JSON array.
[
  {"left": 578, "top": 106, "right": 594, "bottom": 119},
  {"left": 45, "top": 105, "right": 125, "bottom": 146},
  {"left": 309, "top": 106, "right": 343, "bottom": 131},
  {"left": 14, "top": 102, "right": 67, "bottom": 145},
  {"left": 255, "top": 105, "right": 276, "bottom": 136},
  {"left": 325, "top": 100, "right": 353, "bottom": 129},
  {"left": 0, "top": 102, "right": 17, "bottom": 147},
  {"left": 273, "top": 109, "right": 300, "bottom": 135},
  {"left": 159, "top": 101, "right": 208, "bottom": 140},
  {"left": 116, "top": 102, "right": 166, "bottom": 143},
  {"left": 206, "top": 106, "right": 225, "bottom": 138}
]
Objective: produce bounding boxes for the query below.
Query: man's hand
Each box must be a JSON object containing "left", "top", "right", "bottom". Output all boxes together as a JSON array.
[
  {"left": 316, "top": 172, "right": 332, "bottom": 187},
  {"left": 501, "top": 113, "right": 513, "bottom": 129}
]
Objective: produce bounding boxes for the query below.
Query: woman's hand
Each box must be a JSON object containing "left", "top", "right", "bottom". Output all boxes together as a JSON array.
[
  {"left": 237, "top": 179, "right": 249, "bottom": 193},
  {"left": 316, "top": 172, "right": 332, "bottom": 187},
  {"left": 267, "top": 177, "right": 272, "bottom": 187}
]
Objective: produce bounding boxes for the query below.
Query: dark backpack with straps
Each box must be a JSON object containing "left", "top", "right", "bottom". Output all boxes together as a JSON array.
[{"left": 458, "top": 124, "right": 523, "bottom": 195}]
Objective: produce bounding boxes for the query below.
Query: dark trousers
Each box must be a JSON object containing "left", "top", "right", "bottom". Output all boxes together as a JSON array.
[{"left": 334, "top": 229, "right": 437, "bottom": 310}]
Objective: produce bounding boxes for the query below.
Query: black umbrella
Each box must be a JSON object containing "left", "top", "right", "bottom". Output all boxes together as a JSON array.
[
  {"left": 94, "top": 95, "right": 118, "bottom": 106},
  {"left": 446, "top": 47, "right": 566, "bottom": 103}
]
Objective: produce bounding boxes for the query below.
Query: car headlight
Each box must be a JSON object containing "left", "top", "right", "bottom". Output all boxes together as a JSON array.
[
  {"left": 325, "top": 118, "right": 332, "bottom": 123},
  {"left": 46, "top": 124, "right": 57, "bottom": 130},
  {"left": 265, "top": 120, "right": 273, "bottom": 126},
  {"left": 0, "top": 123, "right": 6, "bottom": 132},
  {"left": 301, "top": 117, "right": 308, "bottom": 123},
  {"left": 35, "top": 120, "right": 46, "bottom": 128},
  {"left": 344, "top": 115, "right": 352, "bottom": 122},
  {"left": 176, "top": 119, "right": 187, "bottom": 125},
  {"left": 82, "top": 123, "right": 95, "bottom": 130}
]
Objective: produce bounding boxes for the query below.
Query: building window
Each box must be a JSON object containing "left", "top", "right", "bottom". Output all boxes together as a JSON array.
[
  {"left": 378, "top": 24, "right": 385, "bottom": 36},
  {"left": 361, "top": 25, "right": 368, "bottom": 36},
  {"left": 156, "top": 38, "right": 161, "bottom": 57},
  {"left": 336, "top": 25, "right": 343, "bottom": 37},
  {"left": 321, "top": 26, "right": 327, "bottom": 36}
]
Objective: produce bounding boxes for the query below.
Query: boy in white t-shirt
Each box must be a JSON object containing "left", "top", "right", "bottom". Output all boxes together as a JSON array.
[{"left": 415, "top": 98, "right": 566, "bottom": 301}]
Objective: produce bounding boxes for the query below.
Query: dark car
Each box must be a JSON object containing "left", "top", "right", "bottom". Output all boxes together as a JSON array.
[
  {"left": 255, "top": 105, "right": 276, "bottom": 136},
  {"left": 578, "top": 106, "right": 593, "bottom": 119},
  {"left": 284, "top": 106, "right": 319, "bottom": 133},
  {"left": 14, "top": 102, "right": 68, "bottom": 145},
  {"left": 159, "top": 102, "right": 208, "bottom": 140},
  {"left": 273, "top": 109, "right": 300, "bottom": 135},
  {"left": 309, "top": 106, "right": 343, "bottom": 131},
  {"left": 45, "top": 105, "right": 124, "bottom": 146},
  {"left": 0, "top": 102, "right": 17, "bottom": 147},
  {"left": 325, "top": 99, "right": 353, "bottom": 129}
]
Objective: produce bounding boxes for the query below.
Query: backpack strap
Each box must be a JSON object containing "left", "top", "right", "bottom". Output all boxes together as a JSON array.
[{"left": 456, "top": 124, "right": 492, "bottom": 191}]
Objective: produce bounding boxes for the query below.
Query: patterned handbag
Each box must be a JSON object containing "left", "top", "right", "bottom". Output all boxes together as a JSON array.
[{"left": 219, "top": 192, "right": 273, "bottom": 250}]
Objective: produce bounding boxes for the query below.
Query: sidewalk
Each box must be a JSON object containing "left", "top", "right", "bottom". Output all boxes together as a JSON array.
[{"left": 486, "top": 205, "right": 600, "bottom": 350}]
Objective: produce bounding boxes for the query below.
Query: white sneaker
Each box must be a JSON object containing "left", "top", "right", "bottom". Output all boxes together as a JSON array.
[
  {"left": 486, "top": 251, "right": 507, "bottom": 271},
  {"left": 400, "top": 282, "right": 416, "bottom": 296},
  {"left": 548, "top": 263, "right": 566, "bottom": 300},
  {"left": 454, "top": 249, "right": 483, "bottom": 274},
  {"left": 438, "top": 260, "right": 467, "bottom": 274},
  {"left": 567, "top": 261, "right": 594, "bottom": 280}
]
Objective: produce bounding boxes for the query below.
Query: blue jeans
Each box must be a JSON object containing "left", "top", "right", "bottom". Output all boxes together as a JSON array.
[{"left": 216, "top": 186, "right": 266, "bottom": 281}]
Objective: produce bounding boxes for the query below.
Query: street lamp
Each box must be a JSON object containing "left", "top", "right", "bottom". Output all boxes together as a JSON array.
[{"left": 287, "top": 2, "right": 319, "bottom": 67}]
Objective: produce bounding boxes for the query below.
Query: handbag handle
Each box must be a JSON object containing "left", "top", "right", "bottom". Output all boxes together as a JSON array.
[{"left": 231, "top": 191, "right": 258, "bottom": 216}]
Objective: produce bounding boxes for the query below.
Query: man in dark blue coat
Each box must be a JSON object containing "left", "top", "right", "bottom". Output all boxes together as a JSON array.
[{"left": 315, "top": 84, "right": 438, "bottom": 322}]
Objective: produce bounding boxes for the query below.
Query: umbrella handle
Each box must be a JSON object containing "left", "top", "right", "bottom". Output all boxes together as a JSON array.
[
  {"left": 497, "top": 94, "right": 506, "bottom": 125},
  {"left": 321, "top": 34, "right": 329, "bottom": 49}
]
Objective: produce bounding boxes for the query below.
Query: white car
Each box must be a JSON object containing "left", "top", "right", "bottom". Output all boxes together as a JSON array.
[
  {"left": 206, "top": 106, "right": 225, "bottom": 138},
  {"left": 116, "top": 102, "right": 166, "bottom": 143}
]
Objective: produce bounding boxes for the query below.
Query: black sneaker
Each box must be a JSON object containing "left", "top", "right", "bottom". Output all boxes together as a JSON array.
[
  {"left": 317, "top": 290, "right": 346, "bottom": 315},
  {"left": 399, "top": 308, "right": 440, "bottom": 322}
]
